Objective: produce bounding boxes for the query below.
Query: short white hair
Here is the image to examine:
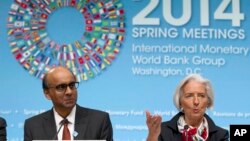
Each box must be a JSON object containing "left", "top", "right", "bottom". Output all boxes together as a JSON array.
[{"left": 173, "top": 73, "right": 214, "bottom": 111}]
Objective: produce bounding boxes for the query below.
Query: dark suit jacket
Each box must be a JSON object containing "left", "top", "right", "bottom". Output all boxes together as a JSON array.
[
  {"left": 0, "top": 117, "right": 7, "bottom": 141},
  {"left": 159, "top": 112, "right": 229, "bottom": 141},
  {"left": 24, "top": 105, "right": 113, "bottom": 141}
]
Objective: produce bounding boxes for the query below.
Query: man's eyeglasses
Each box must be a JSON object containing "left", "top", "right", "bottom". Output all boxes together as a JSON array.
[{"left": 48, "top": 82, "right": 79, "bottom": 93}]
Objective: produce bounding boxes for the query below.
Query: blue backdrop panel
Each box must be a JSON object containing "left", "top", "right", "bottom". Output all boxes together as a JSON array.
[{"left": 0, "top": 0, "right": 250, "bottom": 140}]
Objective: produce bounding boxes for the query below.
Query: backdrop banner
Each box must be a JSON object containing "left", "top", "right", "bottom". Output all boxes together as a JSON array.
[{"left": 0, "top": 0, "right": 250, "bottom": 140}]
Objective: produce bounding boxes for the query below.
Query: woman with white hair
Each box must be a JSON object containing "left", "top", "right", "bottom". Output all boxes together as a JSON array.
[{"left": 146, "top": 74, "right": 229, "bottom": 141}]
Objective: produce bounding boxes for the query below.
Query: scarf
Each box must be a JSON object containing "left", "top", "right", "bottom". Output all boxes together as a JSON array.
[{"left": 177, "top": 115, "right": 208, "bottom": 141}]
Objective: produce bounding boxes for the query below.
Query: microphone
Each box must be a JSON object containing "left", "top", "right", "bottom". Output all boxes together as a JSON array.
[
  {"left": 52, "top": 118, "right": 68, "bottom": 140},
  {"left": 184, "top": 125, "right": 189, "bottom": 141}
]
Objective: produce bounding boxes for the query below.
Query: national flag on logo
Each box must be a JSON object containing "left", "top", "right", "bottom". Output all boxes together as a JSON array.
[
  {"left": 108, "top": 8, "right": 115, "bottom": 15},
  {"left": 113, "top": 48, "right": 119, "bottom": 54},
  {"left": 91, "top": 8, "right": 97, "bottom": 14},
  {"left": 103, "top": 58, "right": 110, "bottom": 65},
  {"left": 45, "top": 57, "right": 51, "bottom": 65},
  {"left": 102, "top": 27, "right": 109, "bottom": 32},
  {"left": 23, "top": 51, "right": 31, "bottom": 58},
  {"left": 29, "top": 67, "right": 36, "bottom": 75},
  {"left": 76, "top": 49, "right": 82, "bottom": 56},
  {"left": 29, "top": 2, "right": 37, "bottom": 9},
  {"left": 86, "top": 26, "right": 93, "bottom": 31},
  {"left": 93, "top": 19, "right": 101, "bottom": 24},
  {"left": 14, "top": 21, "right": 25, "bottom": 27},
  {"left": 39, "top": 3, "right": 46, "bottom": 9},
  {"left": 70, "top": 0, "right": 76, "bottom": 6},
  {"left": 80, "top": 7, "right": 87, "bottom": 14},
  {"left": 117, "top": 9, "right": 124, "bottom": 15},
  {"left": 95, "top": 46, "right": 104, "bottom": 55},
  {"left": 118, "top": 22, "right": 125, "bottom": 28},
  {"left": 70, "top": 52, "right": 75, "bottom": 59},
  {"left": 11, "top": 47, "right": 19, "bottom": 54},
  {"left": 68, "top": 44, "right": 73, "bottom": 52},
  {"left": 26, "top": 8, "right": 33, "bottom": 15},
  {"left": 117, "top": 35, "right": 124, "bottom": 41},
  {"left": 118, "top": 28, "right": 125, "bottom": 33},
  {"left": 84, "top": 63, "right": 90, "bottom": 71},
  {"left": 57, "top": 0, "right": 63, "bottom": 7},
  {"left": 96, "top": 40, "right": 105, "bottom": 46},
  {"left": 106, "top": 39, "right": 113, "bottom": 45},
  {"left": 45, "top": 7, "right": 52, "bottom": 14},
  {"left": 41, "top": 13, "right": 48, "bottom": 19},
  {"left": 90, "top": 38, "right": 97, "bottom": 44},
  {"left": 108, "top": 33, "right": 116, "bottom": 40},
  {"left": 104, "top": 45, "right": 111, "bottom": 51},
  {"left": 86, "top": 19, "right": 93, "bottom": 24},
  {"left": 89, "top": 60, "right": 96, "bottom": 68},
  {"left": 20, "top": 3, "right": 28, "bottom": 9},
  {"left": 92, "top": 53, "right": 101, "bottom": 64},
  {"left": 101, "top": 34, "right": 108, "bottom": 40},
  {"left": 15, "top": 53, "right": 22, "bottom": 60},
  {"left": 94, "top": 13, "right": 100, "bottom": 19},
  {"left": 7, "top": 29, "right": 15, "bottom": 35},
  {"left": 33, "top": 59, "right": 39, "bottom": 66},
  {"left": 109, "top": 13, "right": 117, "bottom": 19},
  {"left": 94, "top": 26, "right": 101, "bottom": 31},
  {"left": 74, "top": 41, "right": 81, "bottom": 48},
  {"left": 97, "top": 2, "right": 104, "bottom": 8},
  {"left": 99, "top": 8, "right": 106, "bottom": 14},
  {"left": 81, "top": 72, "right": 88, "bottom": 80},
  {"left": 18, "top": 9, "right": 25, "bottom": 14},
  {"left": 57, "top": 52, "right": 61, "bottom": 60},
  {"left": 11, "top": 3, "right": 19, "bottom": 11},
  {"left": 84, "top": 42, "right": 92, "bottom": 50},
  {"left": 27, "top": 55, "right": 35, "bottom": 63},
  {"left": 63, "top": 53, "right": 67, "bottom": 61},
  {"left": 19, "top": 57, "right": 26, "bottom": 65},
  {"left": 33, "top": 50, "right": 41, "bottom": 57},
  {"left": 84, "top": 55, "right": 90, "bottom": 61},
  {"left": 43, "top": 0, "right": 50, "bottom": 5},
  {"left": 78, "top": 57, "right": 85, "bottom": 64},
  {"left": 100, "top": 63, "right": 106, "bottom": 70},
  {"left": 24, "top": 63, "right": 31, "bottom": 70},
  {"left": 110, "top": 28, "right": 116, "bottom": 33},
  {"left": 115, "top": 3, "right": 123, "bottom": 8},
  {"left": 107, "top": 53, "right": 115, "bottom": 60},
  {"left": 105, "top": 1, "right": 113, "bottom": 8},
  {"left": 8, "top": 16, "right": 14, "bottom": 22}
]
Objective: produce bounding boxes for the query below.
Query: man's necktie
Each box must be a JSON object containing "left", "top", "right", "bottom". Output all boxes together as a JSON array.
[{"left": 62, "top": 119, "right": 71, "bottom": 140}]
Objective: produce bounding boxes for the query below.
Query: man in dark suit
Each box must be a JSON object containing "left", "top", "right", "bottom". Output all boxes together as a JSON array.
[
  {"left": 24, "top": 66, "right": 113, "bottom": 141},
  {"left": 0, "top": 117, "right": 7, "bottom": 141}
]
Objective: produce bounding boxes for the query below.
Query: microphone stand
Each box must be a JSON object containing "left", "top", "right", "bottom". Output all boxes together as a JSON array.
[
  {"left": 52, "top": 118, "right": 67, "bottom": 140},
  {"left": 184, "top": 125, "right": 189, "bottom": 141}
]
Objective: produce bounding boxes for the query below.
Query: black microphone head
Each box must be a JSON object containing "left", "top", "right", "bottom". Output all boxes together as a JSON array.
[
  {"left": 184, "top": 125, "right": 189, "bottom": 130},
  {"left": 61, "top": 118, "right": 69, "bottom": 124},
  {"left": 53, "top": 118, "right": 69, "bottom": 140}
]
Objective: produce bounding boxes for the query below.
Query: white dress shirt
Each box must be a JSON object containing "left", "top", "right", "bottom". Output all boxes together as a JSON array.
[{"left": 53, "top": 105, "right": 76, "bottom": 140}]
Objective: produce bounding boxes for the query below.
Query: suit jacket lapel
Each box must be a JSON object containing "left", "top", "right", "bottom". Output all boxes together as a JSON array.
[
  {"left": 74, "top": 105, "right": 89, "bottom": 140},
  {"left": 43, "top": 109, "right": 57, "bottom": 139}
]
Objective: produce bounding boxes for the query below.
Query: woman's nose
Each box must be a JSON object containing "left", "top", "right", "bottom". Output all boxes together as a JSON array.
[{"left": 193, "top": 96, "right": 199, "bottom": 105}]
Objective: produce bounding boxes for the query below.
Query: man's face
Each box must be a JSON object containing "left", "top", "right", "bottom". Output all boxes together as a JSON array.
[{"left": 44, "top": 67, "right": 78, "bottom": 111}]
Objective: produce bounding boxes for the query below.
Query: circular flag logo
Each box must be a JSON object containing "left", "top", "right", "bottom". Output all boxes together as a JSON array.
[{"left": 7, "top": 0, "right": 125, "bottom": 82}]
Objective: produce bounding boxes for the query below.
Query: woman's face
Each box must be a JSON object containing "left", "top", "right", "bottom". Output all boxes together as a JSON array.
[{"left": 180, "top": 79, "right": 209, "bottom": 126}]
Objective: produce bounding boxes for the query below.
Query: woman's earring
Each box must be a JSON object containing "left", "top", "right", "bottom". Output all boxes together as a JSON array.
[{"left": 180, "top": 107, "right": 184, "bottom": 112}]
